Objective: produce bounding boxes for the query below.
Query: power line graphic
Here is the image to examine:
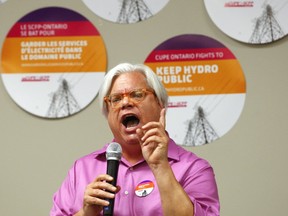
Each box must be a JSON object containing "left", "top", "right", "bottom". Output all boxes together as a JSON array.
[
  {"left": 46, "top": 79, "right": 81, "bottom": 118},
  {"left": 249, "top": 4, "right": 285, "bottom": 43},
  {"left": 183, "top": 106, "right": 218, "bottom": 146},
  {"left": 117, "top": 0, "right": 153, "bottom": 23}
]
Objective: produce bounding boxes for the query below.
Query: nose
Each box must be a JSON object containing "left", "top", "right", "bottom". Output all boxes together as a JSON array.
[{"left": 121, "top": 95, "right": 133, "bottom": 108}]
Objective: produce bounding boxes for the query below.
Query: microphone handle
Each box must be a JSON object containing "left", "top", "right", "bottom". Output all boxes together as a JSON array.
[{"left": 103, "top": 160, "right": 119, "bottom": 216}]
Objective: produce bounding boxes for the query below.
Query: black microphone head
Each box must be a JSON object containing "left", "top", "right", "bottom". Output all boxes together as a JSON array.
[{"left": 106, "top": 142, "right": 122, "bottom": 161}]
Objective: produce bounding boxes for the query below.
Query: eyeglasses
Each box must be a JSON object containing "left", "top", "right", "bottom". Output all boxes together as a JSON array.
[{"left": 104, "top": 88, "right": 155, "bottom": 109}]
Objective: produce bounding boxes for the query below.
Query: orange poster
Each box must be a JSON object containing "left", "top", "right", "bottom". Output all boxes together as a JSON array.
[
  {"left": 145, "top": 34, "right": 246, "bottom": 146},
  {"left": 1, "top": 7, "right": 107, "bottom": 118}
]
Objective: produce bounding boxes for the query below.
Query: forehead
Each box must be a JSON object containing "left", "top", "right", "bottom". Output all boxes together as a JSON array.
[{"left": 110, "top": 72, "right": 148, "bottom": 92}]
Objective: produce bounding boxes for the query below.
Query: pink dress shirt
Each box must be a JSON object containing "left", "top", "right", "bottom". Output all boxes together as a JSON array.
[{"left": 50, "top": 139, "right": 220, "bottom": 216}]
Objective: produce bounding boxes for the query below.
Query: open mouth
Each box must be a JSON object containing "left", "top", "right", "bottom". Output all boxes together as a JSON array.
[{"left": 122, "top": 114, "right": 140, "bottom": 128}]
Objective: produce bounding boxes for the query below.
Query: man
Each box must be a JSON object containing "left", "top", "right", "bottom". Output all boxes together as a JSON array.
[{"left": 50, "top": 63, "right": 220, "bottom": 216}]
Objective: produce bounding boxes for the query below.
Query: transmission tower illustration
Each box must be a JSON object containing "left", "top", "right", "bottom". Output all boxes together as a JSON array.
[
  {"left": 117, "top": 0, "right": 153, "bottom": 24},
  {"left": 249, "top": 4, "right": 285, "bottom": 44},
  {"left": 46, "top": 79, "right": 81, "bottom": 118},
  {"left": 183, "top": 106, "right": 218, "bottom": 146}
]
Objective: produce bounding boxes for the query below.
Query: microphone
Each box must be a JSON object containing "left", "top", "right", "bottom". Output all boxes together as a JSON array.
[{"left": 103, "top": 142, "right": 122, "bottom": 216}]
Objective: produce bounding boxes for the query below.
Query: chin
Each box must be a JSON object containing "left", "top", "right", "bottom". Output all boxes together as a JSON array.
[
  {"left": 123, "top": 135, "right": 140, "bottom": 145},
  {"left": 113, "top": 133, "right": 138, "bottom": 145},
  {"left": 126, "top": 138, "right": 140, "bottom": 145}
]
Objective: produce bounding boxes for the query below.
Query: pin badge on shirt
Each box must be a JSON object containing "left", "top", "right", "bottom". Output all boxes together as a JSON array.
[{"left": 135, "top": 180, "right": 154, "bottom": 197}]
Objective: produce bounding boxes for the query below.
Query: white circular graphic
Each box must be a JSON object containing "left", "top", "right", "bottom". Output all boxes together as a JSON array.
[
  {"left": 82, "top": 0, "right": 170, "bottom": 24},
  {"left": 145, "top": 34, "right": 246, "bottom": 146},
  {"left": 0, "top": 0, "right": 8, "bottom": 4},
  {"left": 204, "top": 0, "right": 288, "bottom": 44},
  {"left": 0, "top": 7, "right": 107, "bottom": 118},
  {"left": 135, "top": 180, "right": 154, "bottom": 197}
]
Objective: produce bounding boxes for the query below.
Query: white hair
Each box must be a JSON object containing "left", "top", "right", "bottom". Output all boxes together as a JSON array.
[{"left": 98, "top": 63, "right": 168, "bottom": 117}]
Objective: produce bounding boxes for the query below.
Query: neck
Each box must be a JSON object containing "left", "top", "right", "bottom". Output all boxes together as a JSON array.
[{"left": 121, "top": 144, "right": 143, "bottom": 166}]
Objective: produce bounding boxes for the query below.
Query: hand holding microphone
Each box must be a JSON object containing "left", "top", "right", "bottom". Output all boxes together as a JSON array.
[
  {"left": 103, "top": 142, "right": 122, "bottom": 216},
  {"left": 81, "top": 142, "right": 122, "bottom": 216}
]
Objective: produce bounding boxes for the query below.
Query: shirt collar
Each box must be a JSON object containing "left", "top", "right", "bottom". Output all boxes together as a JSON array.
[{"left": 94, "top": 138, "right": 180, "bottom": 162}]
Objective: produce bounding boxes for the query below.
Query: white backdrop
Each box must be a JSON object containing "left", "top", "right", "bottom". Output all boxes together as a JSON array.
[{"left": 1, "top": 0, "right": 288, "bottom": 215}]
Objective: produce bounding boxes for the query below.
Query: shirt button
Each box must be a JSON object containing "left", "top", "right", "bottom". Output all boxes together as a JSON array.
[
  {"left": 129, "top": 167, "right": 133, "bottom": 171},
  {"left": 124, "top": 191, "right": 129, "bottom": 195}
]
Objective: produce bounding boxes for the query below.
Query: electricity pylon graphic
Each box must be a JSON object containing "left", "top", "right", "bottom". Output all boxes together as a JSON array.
[
  {"left": 249, "top": 4, "right": 285, "bottom": 43},
  {"left": 183, "top": 106, "right": 218, "bottom": 146},
  {"left": 46, "top": 79, "right": 81, "bottom": 118},
  {"left": 117, "top": 0, "right": 153, "bottom": 24}
]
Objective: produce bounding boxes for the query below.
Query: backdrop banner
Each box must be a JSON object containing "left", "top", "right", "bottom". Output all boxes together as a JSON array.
[
  {"left": 204, "top": 0, "right": 288, "bottom": 44},
  {"left": 82, "top": 0, "right": 170, "bottom": 24},
  {"left": 1, "top": 7, "right": 107, "bottom": 118},
  {"left": 145, "top": 34, "right": 246, "bottom": 146}
]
